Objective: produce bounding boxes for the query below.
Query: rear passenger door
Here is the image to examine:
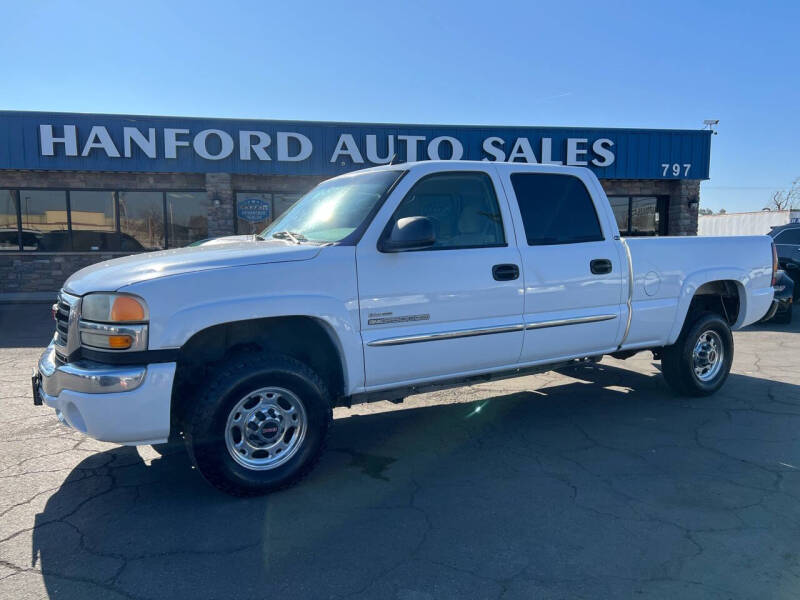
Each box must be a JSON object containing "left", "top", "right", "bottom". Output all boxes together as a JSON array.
[
  {"left": 499, "top": 170, "right": 627, "bottom": 363},
  {"left": 356, "top": 167, "right": 525, "bottom": 388}
]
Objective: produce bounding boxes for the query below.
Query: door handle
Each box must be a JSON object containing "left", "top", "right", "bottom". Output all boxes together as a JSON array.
[
  {"left": 590, "top": 259, "right": 612, "bottom": 275},
  {"left": 492, "top": 264, "right": 520, "bottom": 281}
]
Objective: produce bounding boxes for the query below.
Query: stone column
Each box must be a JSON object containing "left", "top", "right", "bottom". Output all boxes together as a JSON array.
[
  {"left": 668, "top": 180, "right": 700, "bottom": 236},
  {"left": 205, "top": 173, "right": 235, "bottom": 237}
]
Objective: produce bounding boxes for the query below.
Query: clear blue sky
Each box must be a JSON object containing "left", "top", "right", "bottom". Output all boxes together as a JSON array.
[{"left": 1, "top": 0, "right": 797, "bottom": 212}]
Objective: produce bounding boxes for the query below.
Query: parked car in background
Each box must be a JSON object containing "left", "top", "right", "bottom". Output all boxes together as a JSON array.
[
  {"left": 769, "top": 222, "right": 800, "bottom": 296},
  {"left": 33, "top": 161, "right": 777, "bottom": 496},
  {"left": 760, "top": 270, "right": 794, "bottom": 324}
]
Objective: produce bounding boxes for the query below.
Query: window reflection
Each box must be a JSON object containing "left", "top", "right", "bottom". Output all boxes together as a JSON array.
[
  {"left": 120, "top": 192, "right": 164, "bottom": 250},
  {"left": 0, "top": 190, "right": 19, "bottom": 251},
  {"left": 70, "top": 191, "right": 118, "bottom": 251},
  {"left": 20, "top": 190, "right": 69, "bottom": 251},
  {"left": 167, "top": 192, "right": 209, "bottom": 247},
  {"left": 608, "top": 196, "right": 629, "bottom": 233},
  {"left": 631, "top": 197, "right": 658, "bottom": 234}
]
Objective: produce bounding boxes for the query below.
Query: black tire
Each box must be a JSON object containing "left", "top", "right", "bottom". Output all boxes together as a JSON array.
[
  {"left": 661, "top": 311, "right": 733, "bottom": 397},
  {"left": 183, "top": 353, "right": 332, "bottom": 497},
  {"left": 149, "top": 442, "right": 179, "bottom": 456},
  {"left": 774, "top": 303, "right": 793, "bottom": 324}
]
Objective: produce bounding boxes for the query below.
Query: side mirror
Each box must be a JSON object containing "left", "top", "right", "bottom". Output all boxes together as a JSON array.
[{"left": 381, "top": 216, "right": 435, "bottom": 252}]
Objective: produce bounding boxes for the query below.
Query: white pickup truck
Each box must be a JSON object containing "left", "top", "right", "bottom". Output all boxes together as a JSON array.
[{"left": 33, "top": 161, "right": 777, "bottom": 496}]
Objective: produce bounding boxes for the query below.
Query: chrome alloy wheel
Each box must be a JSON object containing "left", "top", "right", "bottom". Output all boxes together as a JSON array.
[
  {"left": 692, "top": 330, "right": 724, "bottom": 382},
  {"left": 224, "top": 387, "right": 307, "bottom": 470}
]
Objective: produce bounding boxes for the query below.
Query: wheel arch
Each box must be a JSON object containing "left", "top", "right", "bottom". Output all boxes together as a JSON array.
[
  {"left": 667, "top": 271, "right": 746, "bottom": 345},
  {"left": 170, "top": 315, "right": 352, "bottom": 429}
]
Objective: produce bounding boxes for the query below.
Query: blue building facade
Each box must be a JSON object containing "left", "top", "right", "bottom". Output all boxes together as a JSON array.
[
  {"left": 0, "top": 111, "right": 711, "bottom": 297},
  {"left": 0, "top": 111, "right": 711, "bottom": 180}
]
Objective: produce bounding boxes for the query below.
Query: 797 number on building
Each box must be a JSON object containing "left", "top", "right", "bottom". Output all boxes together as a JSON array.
[{"left": 662, "top": 163, "right": 691, "bottom": 177}]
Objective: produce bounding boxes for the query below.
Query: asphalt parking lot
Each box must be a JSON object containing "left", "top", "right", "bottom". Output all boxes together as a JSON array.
[{"left": 1, "top": 304, "right": 799, "bottom": 600}]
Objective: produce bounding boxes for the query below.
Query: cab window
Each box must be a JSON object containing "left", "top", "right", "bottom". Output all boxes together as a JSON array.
[
  {"left": 510, "top": 173, "right": 604, "bottom": 245},
  {"left": 388, "top": 172, "right": 505, "bottom": 250}
]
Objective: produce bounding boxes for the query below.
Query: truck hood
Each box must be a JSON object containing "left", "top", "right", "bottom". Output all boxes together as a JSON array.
[{"left": 64, "top": 239, "right": 321, "bottom": 296}]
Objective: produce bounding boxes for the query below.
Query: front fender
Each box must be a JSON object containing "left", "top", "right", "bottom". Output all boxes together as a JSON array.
[{"left": 121, "top": 248, "right": 364, "bottom": 395}]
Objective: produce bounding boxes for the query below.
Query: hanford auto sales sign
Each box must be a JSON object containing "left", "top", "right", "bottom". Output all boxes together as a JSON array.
[{"left": 0, "top": 111, "right": 712, "bottom": 180}]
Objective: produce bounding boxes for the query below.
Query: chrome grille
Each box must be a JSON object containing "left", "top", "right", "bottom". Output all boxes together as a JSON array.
[
  {"left": 53, "top": 291, "right": 81, "bottom": 362},
  {"left": 54, "top": 298, "right": 70, "bottom": 347}
]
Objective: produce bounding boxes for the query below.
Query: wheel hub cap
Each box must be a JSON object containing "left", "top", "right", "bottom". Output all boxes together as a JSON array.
[
  {"left": 692, "top": 330, "right": 724, "bottom": 382},
  {"left": 224, "top": 387, "right": 307, "bottom": 470}
]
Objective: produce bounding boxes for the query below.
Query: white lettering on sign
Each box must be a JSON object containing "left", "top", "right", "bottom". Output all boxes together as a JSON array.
[
  {"left": 36, "top": 124, "right": 625, "bottom": 170},
  {"left": 508, "top": 138, "right": 538, "bottom": 163},
  {"left": 239, "top": 131, "right": 271, "bottom": 161},
  {"left": 277, "top": 132, "right": 312, "bottom": 162},
  {"left": 566, "top": 138, "right": 588, "bottom": 166},
  {"left": 366, "top": 134, "right": 394, "bottom": 164},
  {"left": 123, "top": 127, "right": 157, "bottom": 158},
  {"left": 482, "top": 136, "right": 505, "bottom": 161},
  {"left": 540, "top": 138, "right": 562, "bottom": 165},
  {"left": 330, "top": 134, "right": 363, "bottom": 163},
  {"left": 81, "top": 126, "right": 120, "bottom": 158},
  {"left": 40, "top": 125, "right": 78, "bottom": 156},
  {"left": 193, "top": 129, "right": 235, "bottom": 160},
  {"left": 427, "top": 136, "right": 463, "bottom": 160},
  {"left": 398, "top": 135, "right": 426, "bottom": 162},
  {"left": 164, "top": 128, "right": 190, "bottom": 159},
  {"left": 591, "top": 139, "right": 615, "bottom": 167}
]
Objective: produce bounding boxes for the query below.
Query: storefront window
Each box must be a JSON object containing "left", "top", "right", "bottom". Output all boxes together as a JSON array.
[
  {"left": 167, "top": 192, "right": 209, "bottom": 247},
  {"left": 119, "top": 191, "right": 164, "bottom": 250},
  {"left": 70, "top": 191, "right": 117, "bottom": 251},
  {"left": 0, "top": 190, "right": 19, "bottom": 251},
  {"left": 608, "top": 196, "right": 629, "bottom": 233},
  {"left": 19, "top": 190, "right": 69, "bottom": 251},
  {"left": 236, "top": 192, "right": 272, "bottom": 235},
  {"left": 608, "top": 195, "right": 663, "bottom": 236},
  {"left": 630, "top": 196, "right": 658, "bottom": 235}
]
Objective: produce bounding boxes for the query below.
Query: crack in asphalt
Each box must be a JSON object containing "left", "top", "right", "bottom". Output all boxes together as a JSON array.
[{"left": 2, "top": 325, "right": 800, "bottom": 599}]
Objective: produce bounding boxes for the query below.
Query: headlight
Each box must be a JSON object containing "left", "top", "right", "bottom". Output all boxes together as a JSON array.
[
  {"left": 80, "top": 293, "right": 148, "bottom": 352},
  {"left": 81, "top": 293, "right": 147, "bottom": 323}
]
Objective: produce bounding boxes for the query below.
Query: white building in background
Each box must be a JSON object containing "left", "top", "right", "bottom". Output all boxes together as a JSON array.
[{"left": 698, "top": 210, "right": 800, "bottom": 236}]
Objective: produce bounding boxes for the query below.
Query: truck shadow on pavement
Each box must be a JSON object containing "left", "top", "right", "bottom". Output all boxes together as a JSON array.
[{"left": 31, "top": 363, "right": 800, "bottom": 599}]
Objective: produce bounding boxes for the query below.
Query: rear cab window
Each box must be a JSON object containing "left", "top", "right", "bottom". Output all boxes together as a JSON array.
[{"left": 509, "top": 173, "right": 604, "bottom": 245}]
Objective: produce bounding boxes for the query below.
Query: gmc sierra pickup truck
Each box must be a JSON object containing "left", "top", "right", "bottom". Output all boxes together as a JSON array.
[{"left": 33, "top": 161, "right": 777, "bottom": 496}]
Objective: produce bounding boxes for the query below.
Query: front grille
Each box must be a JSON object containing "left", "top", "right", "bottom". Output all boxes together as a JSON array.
[
  {"left": 53, "top": 291, "right": 80, "bottom": 362},
  {"left": 55, "top": 298, "right": 70, "bottom": 347}
]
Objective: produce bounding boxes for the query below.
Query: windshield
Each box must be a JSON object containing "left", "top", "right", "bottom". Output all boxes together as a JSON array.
[{"left": 260, "top": 170, "right": 404, "bottom": 243}]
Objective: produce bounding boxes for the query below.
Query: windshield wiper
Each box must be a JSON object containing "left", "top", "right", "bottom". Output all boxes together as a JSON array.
[{"left": 271, "top": 231, "right": 307, "bottom": 244}]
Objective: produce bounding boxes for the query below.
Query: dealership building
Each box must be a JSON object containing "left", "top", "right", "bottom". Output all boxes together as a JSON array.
[{"left": 0, "top": 111, "right": 711, "bottom": 299}]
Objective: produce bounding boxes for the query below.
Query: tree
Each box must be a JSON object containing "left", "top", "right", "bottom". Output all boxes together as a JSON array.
[
  {"left": 698, "top": 208, "right": 713, "bottom": 215},
  {"left": 767, "top": 177, "right": 800, "bottom": 210}
]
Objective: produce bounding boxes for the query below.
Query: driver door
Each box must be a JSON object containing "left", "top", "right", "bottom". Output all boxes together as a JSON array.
[{"left": 356, "top": 166, "right": 525, "bottom": 389}]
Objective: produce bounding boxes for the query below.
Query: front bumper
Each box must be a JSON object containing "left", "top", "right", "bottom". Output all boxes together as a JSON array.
[{"left": 36, "top": 343, "right": 176, "bottom": 445}]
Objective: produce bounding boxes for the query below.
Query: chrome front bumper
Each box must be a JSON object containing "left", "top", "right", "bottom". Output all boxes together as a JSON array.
[
  {"left": 37, "top": 342, "right": 147, "bottom": 396},
  {"left": 35, "top": 343, "right": 176, "bottom": 445}
]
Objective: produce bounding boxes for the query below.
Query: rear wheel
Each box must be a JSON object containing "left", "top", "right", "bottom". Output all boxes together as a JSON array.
[
  {"left": 774, "top": 302, "right": 793, "bottom": 324},
  {"left": 183, "top": 353, "right": 332, "bottom": 496},
  {"left": 661, "top": 312, "right": 733, "bottom": 396}
]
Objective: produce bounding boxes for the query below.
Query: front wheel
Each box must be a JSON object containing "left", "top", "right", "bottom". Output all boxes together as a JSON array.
[
  {"left": 183, "top": 353, "right": 332, "bottom": 496},
  {"left": 661, "top": 312, "right": 733, "bottom": 396}
]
